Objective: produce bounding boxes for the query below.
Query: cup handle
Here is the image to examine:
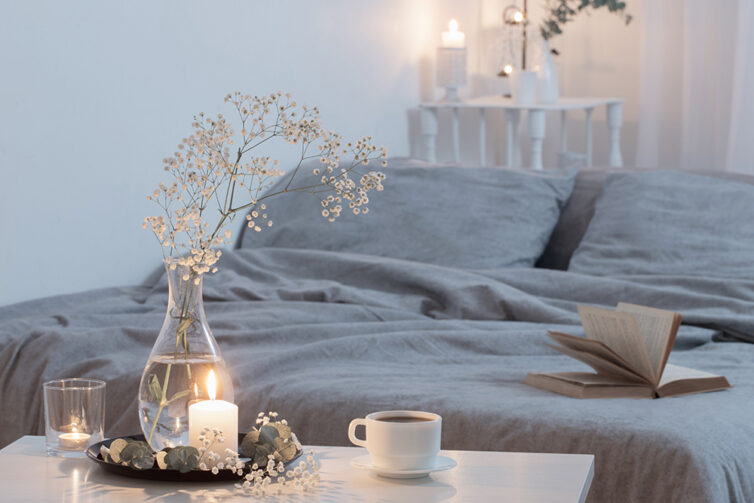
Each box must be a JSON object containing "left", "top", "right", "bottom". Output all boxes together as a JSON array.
[{"left": 348, "top": 418, "right": 368, "bottom": 447}]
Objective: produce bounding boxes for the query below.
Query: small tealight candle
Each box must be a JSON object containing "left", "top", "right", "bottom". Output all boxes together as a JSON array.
[
  {"left": 441, "top": 19, "right": 465, "bottom": 48},
  {"left": 59, "top": 431, "right": 91, "bottom": 451},
  {"left": 188, "top": 370, "right": 238, "bottom": 457}
]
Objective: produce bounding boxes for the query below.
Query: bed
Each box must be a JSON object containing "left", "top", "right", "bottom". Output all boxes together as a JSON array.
[{"left": 2, "top": 159, "right": 754, "bottom": 502}]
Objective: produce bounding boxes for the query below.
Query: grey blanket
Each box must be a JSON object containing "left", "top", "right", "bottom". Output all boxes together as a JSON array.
[{"left": 2, "top": 248, "right": 753, "bottom": 503}]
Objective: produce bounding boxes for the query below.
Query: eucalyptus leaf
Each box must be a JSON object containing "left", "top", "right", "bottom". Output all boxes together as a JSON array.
[
  {"left": 156, "top": 451, "right": 168, "bottom": 470},
  {"left": 240, "top": 430, "right": 260, "bottom": 458},
  {"left": 167, "top": 389, "right": 190, "bottom": 404},
  {"left": 177, "top": 317, "right": 192, "bottom": 336},
  {"left": 148, "top": 374, "right": 163, "bottom": 402},
  {"left": 274, "top": 437, "right": 298, "bottom": 462},
  {"left": 258, "top": 424, "right": 279, "bottom": 446},
  {"left": 120, "top": 441, "right": 155, "bottom": 470},
  {"left": 166, "top": 446, "right": 199, "bottom": 473},
  {"left": 130, "top": 453, "right": 156, "bottom": 470},
  {"left": 109, "top": 438, "right": 128, "bottom": 464},
  {"left": 252, "top": 444, "right": 271, "bottom": 468},
  {"left": 271, "top": 422, "right": 291, "bottom": 440}
]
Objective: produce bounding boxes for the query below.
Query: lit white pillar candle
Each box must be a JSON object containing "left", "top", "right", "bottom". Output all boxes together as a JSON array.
[
  {"left": 441, "top": 19, "right": 465, "bottom": 48},
  {"left": 188, "top": 370, "right": 238, "bottom": 457}
]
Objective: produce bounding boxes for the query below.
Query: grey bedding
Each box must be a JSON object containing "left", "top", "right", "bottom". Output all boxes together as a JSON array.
[
  {"left": 1, "top": 247, "right": 754, "bottom": 503},
  {"left": 569, "top": 170, "right": 754, "bottom": 278},
  {"left": 240, "top": 161, "right": 576, "bottom": 269}
]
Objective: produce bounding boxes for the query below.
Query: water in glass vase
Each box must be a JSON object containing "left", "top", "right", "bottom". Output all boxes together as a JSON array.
[{"left": 138, "top": 354, "right": 234, "bottom": 451}]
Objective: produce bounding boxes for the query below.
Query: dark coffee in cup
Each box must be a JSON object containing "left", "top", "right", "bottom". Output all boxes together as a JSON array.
[{"left": 377, "top": 416, "right": 433, "bottom": 423}]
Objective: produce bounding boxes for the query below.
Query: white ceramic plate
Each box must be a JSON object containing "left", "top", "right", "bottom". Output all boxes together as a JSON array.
[{"left": 349, "top": 455, "right": 457, "bottom": 479}]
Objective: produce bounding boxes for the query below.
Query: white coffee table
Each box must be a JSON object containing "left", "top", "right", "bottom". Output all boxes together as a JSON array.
[{"left": 0, "top": 436, "right": 594, "bottom": 502}]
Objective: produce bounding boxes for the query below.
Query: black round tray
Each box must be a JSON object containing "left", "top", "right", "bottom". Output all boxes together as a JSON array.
[{"left": 87, "top": 434, "right": 299, "bottom": 482}]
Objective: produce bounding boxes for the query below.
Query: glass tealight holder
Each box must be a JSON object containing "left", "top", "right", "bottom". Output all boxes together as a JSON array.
[{"left": 43, "top": 378, "right": 105, "bottom": 457}]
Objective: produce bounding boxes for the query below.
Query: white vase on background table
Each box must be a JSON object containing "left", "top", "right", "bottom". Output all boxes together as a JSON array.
[
  {"left": 537, "top": 40, "right": 559, "bottom": 104},
  {"left": 511, "top": 70, "right": 538, "bottom": 105}
]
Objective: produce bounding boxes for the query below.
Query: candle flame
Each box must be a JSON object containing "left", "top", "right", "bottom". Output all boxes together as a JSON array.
[
  {"left": 194, "top": 383, "right": 199, "bottom": 397},
  {"left": 208, "top": 370, "right": 216, "bottom": 401},
  {"left": 449, "top": 19, "right": 458, "bottom": 33}
]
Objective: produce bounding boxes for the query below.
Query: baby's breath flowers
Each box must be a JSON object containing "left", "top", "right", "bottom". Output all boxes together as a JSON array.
[
  {"left": 202, "top": 413, "right": 320, "bottom": 496},
  {"left": 235, "top": 448, "right": 320, "bottom": 497},
  {"left": 143, "top": 91, "right": 387, "bottom": 276},
  {"left": 196, "top": 427, "right": 245, "bottom": 475}
]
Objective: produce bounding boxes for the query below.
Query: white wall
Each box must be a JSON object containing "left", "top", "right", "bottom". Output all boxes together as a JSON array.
[
  {"left": 0, "top": 0, "right": 479, "bottom": 306},
  {"left": 0, "top": 0, "right": 639, "bottom": 306}
]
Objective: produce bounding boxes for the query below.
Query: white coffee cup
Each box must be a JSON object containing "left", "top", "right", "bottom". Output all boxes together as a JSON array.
[{"left": 348, "top": 410, "right": 441, "bottom": 470}]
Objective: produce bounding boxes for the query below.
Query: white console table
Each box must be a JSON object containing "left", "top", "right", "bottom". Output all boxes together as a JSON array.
[{"left": 419, "top": 96, "right": 623, "bottom": 170}]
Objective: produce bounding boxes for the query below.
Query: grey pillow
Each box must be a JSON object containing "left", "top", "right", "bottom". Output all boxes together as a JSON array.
[
  {"left": 239, "top": 161, "right": 576, "bottom": 269},
  {"left": 568, "top": 170, "right": 754, "bottom": 277}
]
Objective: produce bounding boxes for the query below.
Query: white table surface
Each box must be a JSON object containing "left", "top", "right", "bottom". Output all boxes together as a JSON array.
[
  {"left": 0, "top": 436, "right": 594, "bottom": 502},
  {"left": 420, "top": 95, "right": 623, "bottom": 110}
]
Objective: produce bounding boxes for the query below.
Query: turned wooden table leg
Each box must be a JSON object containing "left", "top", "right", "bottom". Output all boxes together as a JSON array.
[
  {"left": 585, "top": 107, "right": 594, "bottom": 167},
  {"left": 478, "top": 108, "right": 486, "bottom": 167},
  {"left": 504, "top": 109, "right": 521, "bottom": 168},
  {"left": 451, "top": 107, "right": 460, "bottom": 163},
  {"left": 420, "top": 107, "right": 438, "bottom": 163},
  {"left": 528, "top": 109, "right": 546, "bottom": 171},
  {"left": 607, "top": 102, "right": 623, "bottom": 167}
]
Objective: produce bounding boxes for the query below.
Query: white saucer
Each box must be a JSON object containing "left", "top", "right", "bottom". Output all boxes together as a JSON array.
[{"left": 349, "top": 455, "right": 457, "bottom": 479}]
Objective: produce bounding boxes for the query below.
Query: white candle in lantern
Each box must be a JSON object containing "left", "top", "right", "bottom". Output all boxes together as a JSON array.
[
  {"left": 188, "top": 370, "right": 238, "bottom": 457},
  {"left": 441, "top": 19, "right": 465, "bottom": 48}
]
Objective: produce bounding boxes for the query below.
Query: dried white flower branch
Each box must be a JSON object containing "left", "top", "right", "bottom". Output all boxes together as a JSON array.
[{"left": 143, "top": 91, "right": 388, "bottom": 278}]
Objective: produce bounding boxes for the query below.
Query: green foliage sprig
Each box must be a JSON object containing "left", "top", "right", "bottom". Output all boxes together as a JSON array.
[
  {"left": 100, "top": 438, "right": 200, "bottom": 472},
  {"left": 540, "top": 0, "right": 632, "bottom": 41},
  {"left": 240, "top": 414, "right": 300, "bottom": 468},
  {"left": 98, "top": 413, "right": 321, "bottom": 495}
]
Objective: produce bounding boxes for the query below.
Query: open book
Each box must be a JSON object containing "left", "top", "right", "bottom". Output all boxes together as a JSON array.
[{"left": 525, "top": 303, "right": 731, "bottom": 399}]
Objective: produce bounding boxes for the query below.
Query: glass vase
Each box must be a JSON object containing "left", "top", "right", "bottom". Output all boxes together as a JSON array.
[{"left": 138, "top": 260, "right": 234, "bottom": 451}]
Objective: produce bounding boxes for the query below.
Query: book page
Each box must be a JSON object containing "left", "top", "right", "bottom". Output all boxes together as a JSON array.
[
  {"left": 656, "top": 364, "right": 731, "bottom": 397},
  {"left": 617, "top": 303, "right": 681, "bottom": 380},
  {"left": 657, "top": 363, "right": 721, "bottom": 386},
  {"left": 537, "top": 371, "right": 637, "bottom": 386},
  {"left": 577, "top": 305, "right": 656, "bottom": 384},
  {"left": 546, "top": 343, "right": 649, "bottom": 383},
  {"left": 547, "top": 331, "right": 637, "bottom": 374}
]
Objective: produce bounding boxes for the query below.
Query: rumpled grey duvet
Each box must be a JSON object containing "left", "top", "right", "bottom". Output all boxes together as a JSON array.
[{"left": 2, "top": 248, "right": 754, "bottom": 503}]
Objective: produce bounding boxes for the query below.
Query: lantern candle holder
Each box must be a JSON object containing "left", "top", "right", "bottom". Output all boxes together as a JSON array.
[
  {"left": 436, "top": 47, "right": 467, "bottom": 103},
  {"left": 436, "top": 19, "right": 466, "bottom": 103}
]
